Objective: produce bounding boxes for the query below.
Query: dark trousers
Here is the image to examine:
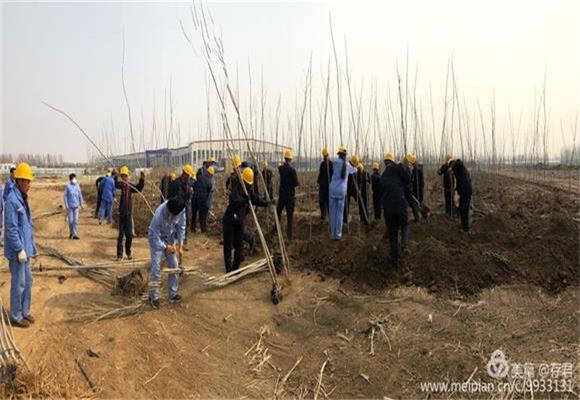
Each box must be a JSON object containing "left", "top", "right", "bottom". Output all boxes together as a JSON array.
[
  {"left": 265, "top": 185, "right": 273, "bottom": 200},
  {"left": 458, "top": 190, "right": 472, "bottom": 232},
  {"left": 373, "top": 195, "right": 382, "bottom": 220},
  {"left": 95, "top": 193, "right": 102, "bottom": 217},
  {"left": 191, "top": 197, "right": 209, "bottom": 233},
  {"left": 384, "top": 211, "right": 408, "bottom": 267},
  {"left": 243, "top": 228, "right": 255, "bottom": 249},
  {"left": 276, "top": 197, "right": 295, "bottom": 241},
  {"left": 117, "top": 216, "right": 133, "bottom": 258},
  {"left": 319, "top": 188, "right": 329, "bottom": 220},
  {"left": 357, "top": 191, "right": 369, "bottom": 225},
  {"left": 223, "top": 215, "right": 244, "bottom": 273},
  {"left": 444, "top": 190, "right": 453, "bottom": 217},
  {"left": 185, "top": 199, "right": 192, "bottom": 229},
  {"left": 344, "top": 192, "right": 355, "bottom": 223}
]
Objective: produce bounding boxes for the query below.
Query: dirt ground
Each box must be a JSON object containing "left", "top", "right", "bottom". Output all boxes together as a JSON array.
[{"left": 0, "top": 168, "right": 578, "bottom": 399}]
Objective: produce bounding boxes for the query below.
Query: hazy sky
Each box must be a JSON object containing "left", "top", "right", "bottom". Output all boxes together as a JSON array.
[{"left": 1, "top": 0, "right": 579, "bottom": 162}]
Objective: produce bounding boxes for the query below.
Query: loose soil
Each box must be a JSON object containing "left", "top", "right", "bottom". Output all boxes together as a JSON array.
[{"left": 1, "top": 168, "right": 578, "bottom": 398}]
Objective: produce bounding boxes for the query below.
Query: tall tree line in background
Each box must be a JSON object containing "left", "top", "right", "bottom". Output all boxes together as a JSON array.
[{"left": 0, "top": 153, "right": 87, "bottom": 168}]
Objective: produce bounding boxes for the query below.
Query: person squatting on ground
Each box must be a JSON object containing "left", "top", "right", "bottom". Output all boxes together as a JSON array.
[
  {"left": 371, "top": 162, "right": 382, "bottom": 220},
  {"left": 4, "top": 162, "right": 37, "bottom": 328},
  {"left": 98, "top": 170, "right": 116, "bottom": 224},
  {"left": 437, "top": 155, "right": 455, "bottom": 217},
  {"left": 449, "top": 156, "right": 473, "bottom": 232},
  {"left": 222, "top": 167, "right": 269, "bottom": 273},
  {"left": 191, "top": 165, "right": 215, "bottom": 234},
  {"left": 276, "top": 149, "right": 299, "bottom": 242},
  {"left": 63, "top": 173, "right": 83, "bottom": 240},
  {"left": 380, "top": 153, "right": 412, "bottom": 269},
  {"left": 148, "top": 196, "right": 187, "bottom": 309},
  {"left": 329, "top": 147, "right": 357, "bottom": 240},
  {"left": 115, "top": 166, "right": 145, "bottom": 260},
  {"left": 317, "top": 148, "right": 333, "bottom": 221},
  {"left": 356, "top": 162, "right": 370, "bottom": 225}
]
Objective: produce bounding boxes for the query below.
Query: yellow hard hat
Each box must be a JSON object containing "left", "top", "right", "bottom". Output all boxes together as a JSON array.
[
  {"left": 170, "top": 172, "right": 177, "bottom": 181},
  {"left": 338, "top": 146, "right": 347, "bottom": 154},
  {"left": 209, "top": 155, "right": 216, "bottom": 162},
  {"left": 283, "top": 149, "right": 293, "bottom": 160},
  {"left": 405, "top": 153, "right": 417, "bottom": 164},
  {"left": 349, "top": 155, "right": 359, "bottom": 166},
  {"left": 232, "top": 155, "right": 241, "bottom": 169},
  {"left": 357, "top": 162, "right": 364, "bottom": 171},
  {"left": 119, "top": 166, "right": 129, "bottom": 176},
  {"left": 14, "top": 162, "right": 33, "bottom": 181},
  {"left": 372, "top": 162, "right": 380, "bottom": 170},
  {"left": 322, "top": 148, "right": 329, "bottom": 157},
  {"left": 183, "top": 164, "right": 194, "bottom": 177},
  {"left": 242, "top": 167, "right": 254, "bottom": 185},
  {"left": 445, "top": 154, "right": 453, "bottom": 164},
  {"left": 384, "top": 152, "right": 395, "bottom": 162},
  {"left": 207, "top": 166, "right": 215, "bottom": 176}
]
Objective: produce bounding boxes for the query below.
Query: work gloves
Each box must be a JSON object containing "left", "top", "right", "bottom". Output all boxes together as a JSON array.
[{"left": 18, "top": 249, "right": 27, "bottom": 264}]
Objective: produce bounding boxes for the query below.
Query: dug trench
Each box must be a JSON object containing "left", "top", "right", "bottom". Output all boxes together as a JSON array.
[{"left": 0, "top": 170, "right": 577, "bottom": 398}]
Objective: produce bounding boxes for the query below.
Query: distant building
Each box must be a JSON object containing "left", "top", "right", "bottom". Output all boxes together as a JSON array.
[
  {"left": 103, "top": 138, "right": 291, "bottom": 170},
  {"left": 0, "top": 163, "right": 15, "bottom": 175}
]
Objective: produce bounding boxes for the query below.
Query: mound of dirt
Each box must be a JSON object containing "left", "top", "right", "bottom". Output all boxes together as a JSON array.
[{"left": 292, "top": 171, "right": 579, "bottom": 298}]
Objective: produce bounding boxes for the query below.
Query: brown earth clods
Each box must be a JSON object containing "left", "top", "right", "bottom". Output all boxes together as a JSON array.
[
  {"left": 6, "top": 167, "right": 576, "bottom": 399},
  {"left": 291, "top": 171, "right": 578, "bottom": 298}
]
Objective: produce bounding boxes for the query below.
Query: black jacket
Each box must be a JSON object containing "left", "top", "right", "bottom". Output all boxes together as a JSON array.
[
  {"left": 225, "top": 178, "right": 268, "bottom": 226},
  {"left": 347, "top": 173, "right": 356, "bottom": 198},
  {"left": 96, "top": 176, "right": 105, "bottom": 196},
  {"left": 168, "top": 176, "right": 192, "bottom": 201},
  {"left": 380, "top": 161, "right": 412, "bottom": 214},
  {"left": 451, "top": 159, "right": 472, "bottom": 194},
  {"left": 411, "top": 163, "right": 425, "bottom": 203},
  {"left": 278, "top": 162, "right": 299, "bottom": 200},
  {"left": 356, "top": 170, "right": 369, "bottom": 196},
  {"left": 317, "top": 159, "right": 333, "bottom": 191},
  {"left": 193, "top": 173, "right": 213, "bottom": 201},
  {"left": 437, "top": 164, "right": 454, "bottom": 192},
  {"left": 262, "top": 168, "right": 273, "bottom": 197},
  {"left": 159, "top": 175, "right": 171, "bottom": 200},
  {"left": 115, "top": 177, "right": 145, "bottom": 218},
  {"left": 371, "top": 171, "right": 382, "bottom": 199}
]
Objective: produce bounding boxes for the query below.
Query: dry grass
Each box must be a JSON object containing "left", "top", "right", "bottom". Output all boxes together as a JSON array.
[{"left": 0, "top": 360, "right": 90, "bottom": 398}]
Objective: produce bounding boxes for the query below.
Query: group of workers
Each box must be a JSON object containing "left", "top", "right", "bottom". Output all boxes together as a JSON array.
[
  {"left": 0, "top": 146, "right": 471, "bottom": 322},
  {"left": 316, "top": 147, "right": 471, "bottom": 268}
]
